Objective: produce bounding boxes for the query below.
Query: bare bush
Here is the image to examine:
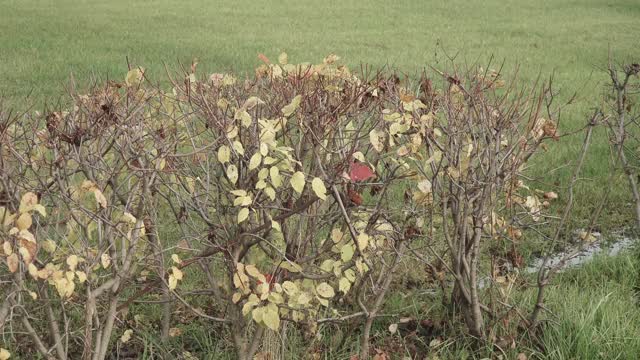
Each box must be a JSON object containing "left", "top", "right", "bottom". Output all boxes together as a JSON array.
[{"left": 0, "top": 54, "right": 583, "bottom": 359}]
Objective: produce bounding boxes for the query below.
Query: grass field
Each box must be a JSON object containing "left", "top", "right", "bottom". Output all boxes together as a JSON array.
[
  {"left": 1, "top": 0, "right": 638, "bottom": 102},
  {"left": 1, "top": 0, "right": 639, "bottom": 358}
]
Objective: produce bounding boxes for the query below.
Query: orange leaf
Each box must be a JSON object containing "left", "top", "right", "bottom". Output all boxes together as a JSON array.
[{"left": 257, "top": 53, "right": 271, "bottom": 64}]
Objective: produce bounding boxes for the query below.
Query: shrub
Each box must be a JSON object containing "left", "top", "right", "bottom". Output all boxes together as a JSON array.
[{"left": 0, "top": 55, "right": 561, "bottom": 359}]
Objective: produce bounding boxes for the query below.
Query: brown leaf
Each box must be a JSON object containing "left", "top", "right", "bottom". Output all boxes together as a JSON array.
[
  {"left": 372, "top": 349, "right": 389, "bottom": 360},
  {"left": 19, "top": 238, "right": 38, "bottom": 263},
  {"left": 543, "top": 120, "right": 558, "bottom": 140},
  {"left": 6, "top": 253, "right": 19, "bottom": 273},
  {"left": 347, "top": 188, "right": 363, "bottom": 206}
]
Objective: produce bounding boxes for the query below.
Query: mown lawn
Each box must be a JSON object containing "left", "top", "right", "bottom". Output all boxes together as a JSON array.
[
  {"left": 1, "top": 0, "right": 639, "bottom": 358},
  {"left": 1, "top": 0, "right": 637, "bottom": 102}
]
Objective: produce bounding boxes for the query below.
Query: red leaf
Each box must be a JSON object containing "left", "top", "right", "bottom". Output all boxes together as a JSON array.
[{"left": 349, "top": 162, "right": 375, "bottom": 182}]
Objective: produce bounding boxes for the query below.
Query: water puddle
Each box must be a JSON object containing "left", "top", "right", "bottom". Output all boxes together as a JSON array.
[
  {"left": 525, "top": 234, "right": 636, "bottom": 274},
  {"left": 478, "top": 232, "right": 637, "bottom": 289}
]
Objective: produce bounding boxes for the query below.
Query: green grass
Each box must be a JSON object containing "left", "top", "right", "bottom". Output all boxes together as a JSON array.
[
  {"left": 1, "top": 0, "right": 638, "bottom": 102},
  {"left": 530, "top": 252, "right": 640, "bottom": 360}
]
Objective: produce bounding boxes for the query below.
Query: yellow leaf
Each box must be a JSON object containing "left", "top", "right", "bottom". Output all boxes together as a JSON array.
[
  {"left": 369, "top": 129, "right": 385, "bottom": 152},
  {"left": 101, "top": 253, "right": 111, "bottom": 269},
  {"left": 19, "top": 246, "right": 33, "bottom": 264},
  {"left": 171, "top": 254, "right": 182, "bottom": 264},
  {"left": 357, "top": 233, "right": 369, "bottom": 252},
  {"left": 264, "top": 187, "right": 276, "bottom": 201},
  {"left": 15, "top": 213, "right": 32, "bottom": 231},
  {"left": 217, "top": 145, "right": 231, "bottom": 164},
  {"left": 268, "top": 292, "right": 284, "bottom": 304},
  {"left": 262, "top": 303, "right": 280, "bottom": 331},
  {"left": 339, "top": 277, "right": 351, "bottom": 294},
  {"left": 121, "top": 212, "right": 136, "bottom": 224},
  {"left": 418, "top": 179, "right": 432, "bottom": 194},
  {"left": 28, "top": 204, "right": 46, "bottom": 217},
  {"left": 311, "top": 177, "right": 327, "bottom": 200},
  {"left": 242, "top": 96, "right": 264, "bottom": 111},
  {"left": 242, "top": 300, "right": 256, "bottom": 316},
  {"left": 226, "top": 165, "right": 239, "bottom": 185},
  {"left": 76, "top": 271, "right": 87, "bottom": 283},
  {"left": 234, "top": 110, "right": 253, "bottom": 128},
  {"left": 340, "top": 244, "right": 354, "bottom": 262},
  {"left": 356, "top": 259, "right": 368, "bottom": 275},
  {"left": 296, "top": 292, "right": 311, "bottom": 305},
  {"left": 120, "top": 329, "right": 133, "bottom": 343},
  {"left": 278, "top": 52, "right": 288, "bottom": 65},
  {"left": 249, "top": 153, "right": 262, "bottom": 171},
  {"left": 93, "top": 189, "right": 107, "bottom": 209},
  {"left": 172, "top": 266, "right": 183, "bottom": 281},
  {"left": 260, "top": 143, "right": 269, "bottom": 156},
  {"left": 232, "top": 141, "right": 245, "bottom": 156},
  {"left": 258, "top": 168, "right": 269, "bottom": 180},
  {"left": 54, "top": 277, "right": 75, "bottom": 298},
  {"left": 42, "top": 239, "right": 56, "bottom": 254},
  {"left": 279, "top": 261, "right": 302, "bottom": 273},
  {"left": 19, "top": 192, "right": 39, "bottom": 214},
  {"left": 252, "top": 306, "right": 265, "bottom": 323},
  {"left": 28, "top": 263, "right": 38, "bottom": 279},
  {"left": 2, "top": 241, "right": 12, "bottom": 256},
  {"left": 352, "top": 151, "right": 366, "bottom": 163},
  {"left": 256, "top": 283, "right": 270, "bottom": 299},
  {"left": 245, "top": 264, "right": 267, "bottom": 284},
  {"left": 290, "top": 171, "right": 305, "bottom": 194},
  {"left": 18, "top": 229, "right": 35, "bottom": 243},
  {"left": 125, "top": 68, "right": 144, "bottom": 87},
  {"left": 317, "top": 296, "right": 329, "bottom": 307},
  {"left": 81, "top": 180, "right": 96, "bottom": 192},
  {"left": 316, "top": 282, "right": 335, "bottom": 298},
  {"left": 168, "top": 274, "right": 178, "bottom": 290},
  {"left": 237, "top": 208, "right": 249, "bottom": 224},
  {"left": 66, "top": 255, "right": 79, "bottom": 271},
  {"left": 232, "top": 292, "right": 242, "bottom": 304},
  {"left": 331, "top": 228, "right": 343, "bottom": 243},
  {"left": 230, "top": 189, "right": 247, "bottom": 197},
  {"left": 270, "top": 166, "right": 281, "bottom": 188},
  {"left": 282, "top": 281, "right": 298, "bottom": 294},
  {"left": 226, "top": 124, "right": 239, "bottom": 139},
  {"left": 0, "top": 348, "right": 10, "bottom": 360},
  {"left": 237, "top": 195, "right": 252, "bottom": 206},
  {"left": 282, "top": 95, "right": 302, "bottom": 117}
]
